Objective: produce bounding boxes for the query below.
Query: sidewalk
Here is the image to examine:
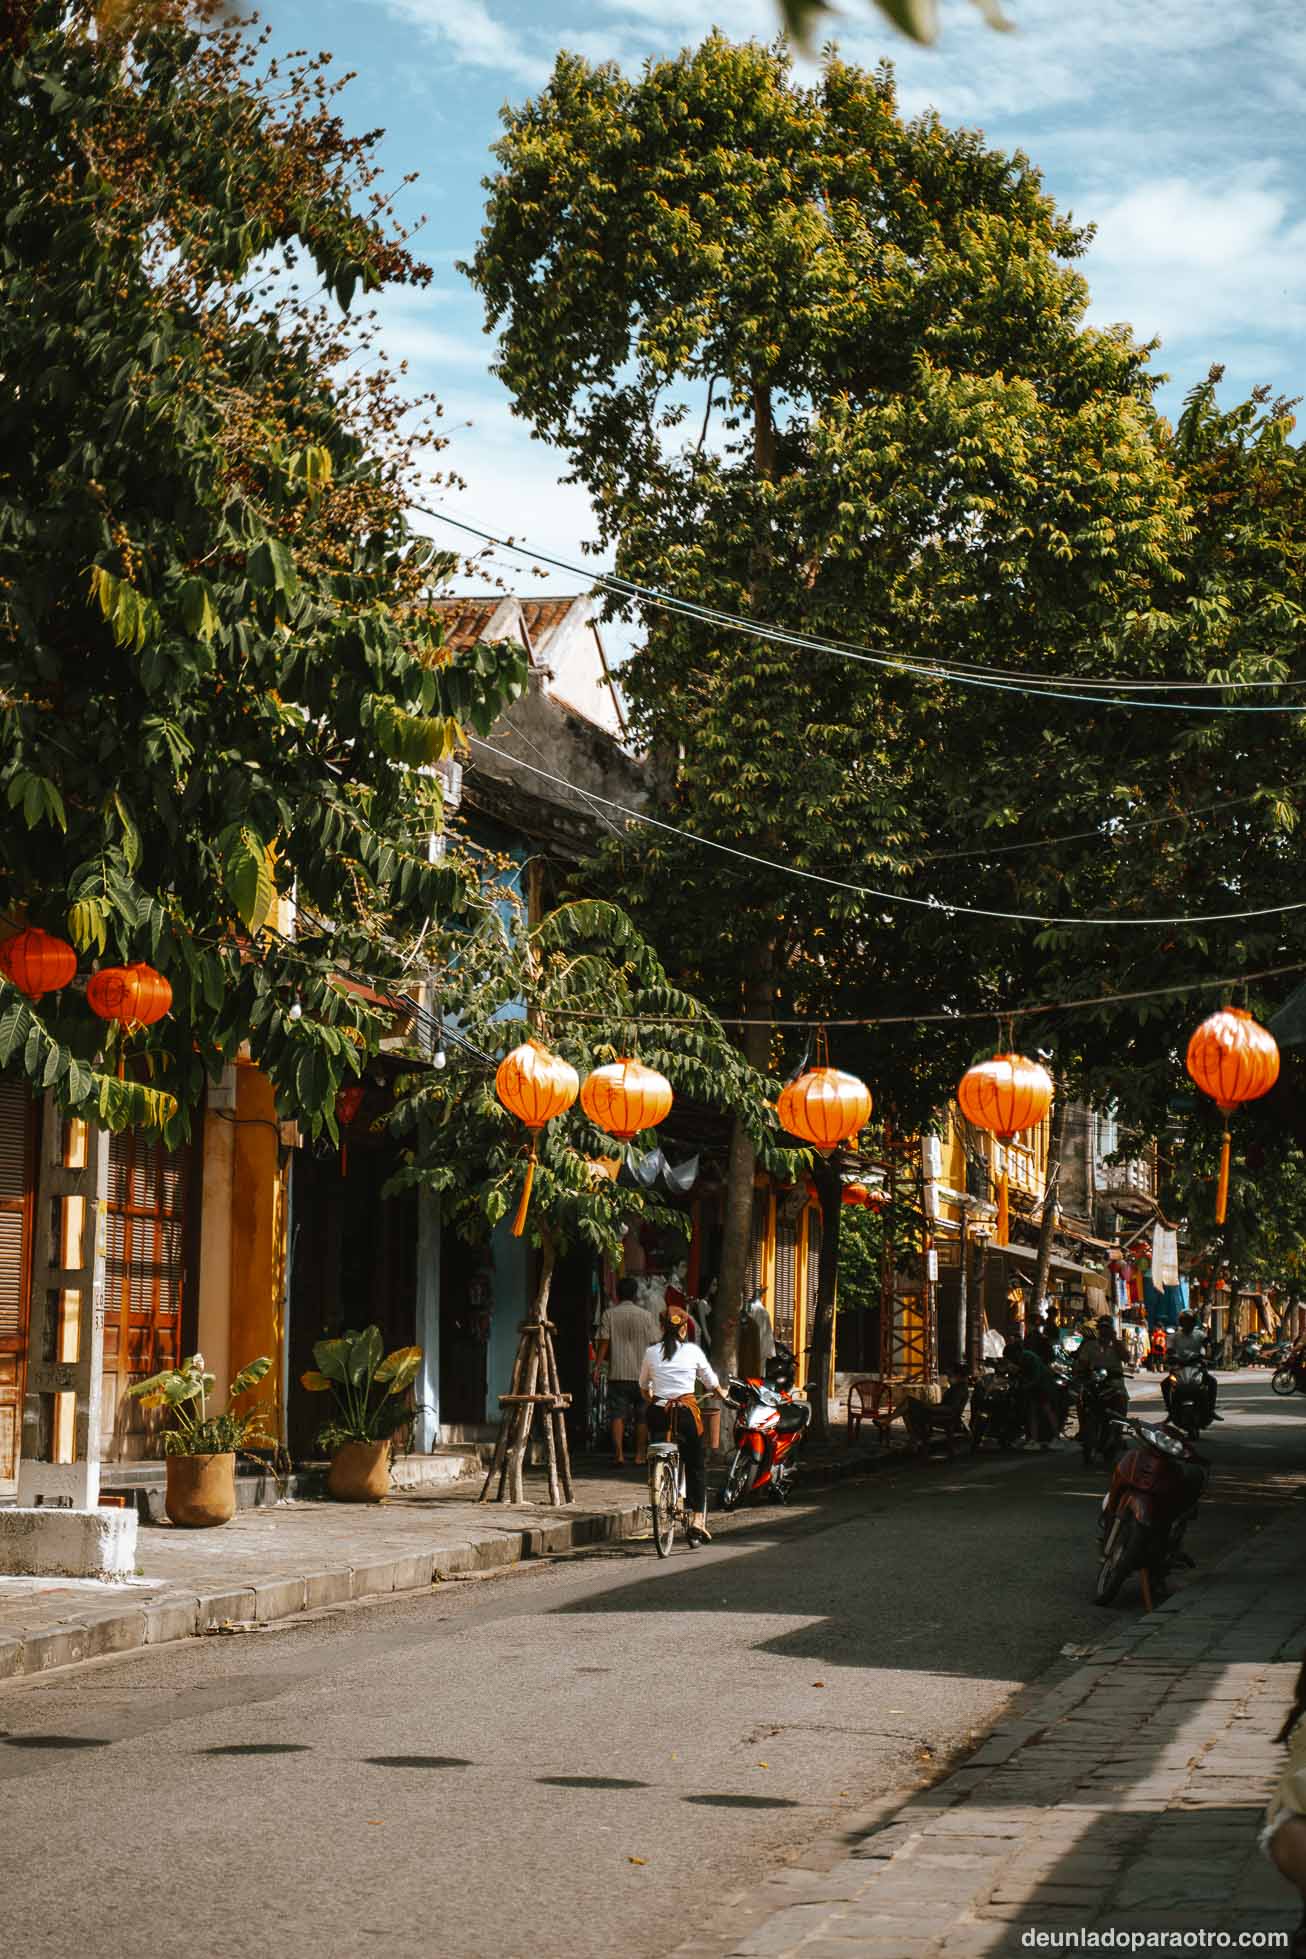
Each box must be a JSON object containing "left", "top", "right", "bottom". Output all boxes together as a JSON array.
[{"left": 677, "top": 1504, "right": 1306, "bottom": 1958}]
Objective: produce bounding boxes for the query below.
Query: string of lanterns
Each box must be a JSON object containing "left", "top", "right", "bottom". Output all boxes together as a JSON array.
[{"left": 3, "top": 924, "right": 1285, "bottom": 1240}]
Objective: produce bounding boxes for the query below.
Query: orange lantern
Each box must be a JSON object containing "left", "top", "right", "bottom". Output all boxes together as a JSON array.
[
  {"left": 0, "top": 926, "right": 77, "bottom": 1001},
  {"left": 957, "top": 1052, "right": 1053, "bottom": 1247},
  {"left": 776, "top": 1067, "right": 872, "bottom": 1153},
  {"left": 86, "top": 961, "right": 172, "bottom": 1030},
  {"left": 1185, "top": 1007, "right": 1279, "bottom": 1225},
  {"left": 495, "top": 1039, "right": 580, "bottom": 1237},
  {"left": 336, "top": 1080, "right": 366, "bottom": 1178},
  {"left": 580, "top": 1058, "right": 673, "bottom": 1143},
  {"left": 841, "top": 1181, "right": 870, "bottom": 1208}
]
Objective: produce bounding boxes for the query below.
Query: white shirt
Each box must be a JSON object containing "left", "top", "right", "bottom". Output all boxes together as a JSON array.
[{"left": 638, "top": 1339, "right": 721, "bottom": 1402}]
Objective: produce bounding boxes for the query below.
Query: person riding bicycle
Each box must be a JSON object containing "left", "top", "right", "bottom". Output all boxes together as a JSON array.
[{"left": 639, "top": 1303, "right": 730, "bottom": 1546}]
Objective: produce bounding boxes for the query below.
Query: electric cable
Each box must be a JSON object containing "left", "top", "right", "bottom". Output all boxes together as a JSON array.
[
  {"left": 419, "top": 506, "right": 1306, "bottom": 714},
  {"left": 469, "top": 736, "right": 1306, "bottom": 930}
]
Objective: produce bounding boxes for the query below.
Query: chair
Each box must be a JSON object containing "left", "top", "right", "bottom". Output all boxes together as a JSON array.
[{"left": 847, "top": 1378, "right": 896, "bottom": 1447}]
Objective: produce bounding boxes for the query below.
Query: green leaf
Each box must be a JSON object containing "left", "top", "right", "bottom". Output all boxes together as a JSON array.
[
  {"left": 346, "top": 1324, "right": 384, "bottom": 1387},
  {"left": 247, "top": 537, "right": 299, "bottom": 598},
  {"left": 228, "top": 1355, "right": 273, "bottom": 1398},
  {"left": 218, "top": 824, "right": 275, "bottom": 932},
  {"left": 311, "top": 1338, "right": 350, "bottom": 1385},
  {"left": 179, "top": 576, "right": 220, "bottom": 642}
]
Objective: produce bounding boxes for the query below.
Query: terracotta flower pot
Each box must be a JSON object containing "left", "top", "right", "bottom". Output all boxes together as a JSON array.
[
  {"left": 327, "top": 1439, "right": 391, "bottom": 1503},
  {"left": 165, "top": 1451, "right": 237, "bottom": 1528}
]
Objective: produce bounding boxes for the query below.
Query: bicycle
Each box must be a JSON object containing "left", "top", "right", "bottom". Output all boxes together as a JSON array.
[{"left": 646, "top": 1432, "right": 689, "bottom": 1557}]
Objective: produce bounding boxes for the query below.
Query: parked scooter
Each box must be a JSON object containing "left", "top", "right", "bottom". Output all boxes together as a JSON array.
[
  {"left": 1095, "top": 1414, "right": 1209, "bottom": 1609},
  {"left": 1079, "top": 1366, "right": 1128, "bottom": 1467},
  {"left": 1237, "top": 1333, "right": 1266, "bottom": 1369},
  {"left": 1049, "top": 1359, "right": 1077, "bottom": 1441},
  {"left": 719, "top": 1343, "right": 812, "bottom": 1508},
  {"left": 968, "top": 1362, "right": 1026, "bottom": 1452}
]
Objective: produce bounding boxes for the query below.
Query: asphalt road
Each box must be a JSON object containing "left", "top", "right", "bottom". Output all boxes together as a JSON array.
[{"left": 2, "top": 1372, "right": 1304, "bottom": 1959}]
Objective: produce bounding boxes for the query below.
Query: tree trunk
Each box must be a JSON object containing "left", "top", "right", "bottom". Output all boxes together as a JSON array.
[
  {"left": 807, "top": 1154, "right": 844, "bottom": 1447},
  {"left": 711, "top": 951, "right": 775, "bottom": 1378},
  {"left": 1029, "top": 1091, "right": 1067, "bottom": 1328}
]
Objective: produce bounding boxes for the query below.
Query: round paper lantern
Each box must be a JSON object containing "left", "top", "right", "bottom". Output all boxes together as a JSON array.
[
  {"left": 495, "top": 1040, "right": 580, "bottom": 1237},
  {"left": 841, "top": 1182, "right": 870, "bottom": 1208},
  {"left": 957, "top": 1052, "right": 1053, "bottom": 1247},
  {"left": 1185, "top": 1007, "right": 1279, "bottom": 1225},
  {"left": 776, "top": 1067, "right": 872, "bottom": 1153},
  {"left": 0, "top": 927, "right": 77, "bottom": 1001},
  {"left": 86, "top": 961, "right": 172, "bottom": 1029},
  {"left": 580, "top": 1058, "right": 673, "bottom": 1143}
]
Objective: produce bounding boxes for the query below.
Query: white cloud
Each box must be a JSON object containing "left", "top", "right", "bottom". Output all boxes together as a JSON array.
[
  {"left": 1083, "top": 170, "right": 1306, "bottom": 360},
  {"left": 379, "top": 0, "right": 553, "bottom": 84}
]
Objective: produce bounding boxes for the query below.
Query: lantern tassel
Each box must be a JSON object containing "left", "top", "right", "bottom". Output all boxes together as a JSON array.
[
  {"left": 1215, "top": 1128, "right": 1232, "bottom": 1226},
  {"left": 511, "top": 1142, "right": 538, "bottom": 1239},
  {"left": 996, "top": 1168, "right": 1009, "bottom": 1247}
]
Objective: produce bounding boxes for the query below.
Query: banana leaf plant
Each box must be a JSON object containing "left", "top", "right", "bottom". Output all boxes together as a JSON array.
[
  {"left": 128, "top": 1353, "right": 274, "bottom": 1456},
  {"left": 300, "top": 1326, "right": 423, "bottom": 1453}
]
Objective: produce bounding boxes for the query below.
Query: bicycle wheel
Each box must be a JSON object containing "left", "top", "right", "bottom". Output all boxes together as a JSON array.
[{"left": 651, "top": 1459, "right": 678, "bottom": 1557}]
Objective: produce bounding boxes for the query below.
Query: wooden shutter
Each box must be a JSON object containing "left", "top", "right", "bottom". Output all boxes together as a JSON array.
[{"left": 102, "top": 1127, "right": 190, "bottom": 1458}]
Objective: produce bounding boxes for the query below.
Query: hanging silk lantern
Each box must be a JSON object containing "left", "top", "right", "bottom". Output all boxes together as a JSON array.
[
  {"left": 1185, "top": 1007, "right": 1279, "bottom": 1225},
  {"left": 336, "top": 1080, "right": 366, "bottom": 1178},
  {"left": 841, "top": 1182, "right": 870, "bottom": 1208},
  {"left": 495, "top": 1040, "right": 580, "bottom": 1237},
  {"left": 86, "top": 961, "right": 172, "bottom": 1030},
  {"left": 0, "top": 926, "right": 77, "bottom": 1001},
  {"left": 776, "top": 1067, "right": 872, "bottom": 1153},
  {"left": 580, "top": 1058, "right": 673, "bottom": 1143},
  {"left": 957, "top": 1052, "right": 1053, "bottom": 1247}
]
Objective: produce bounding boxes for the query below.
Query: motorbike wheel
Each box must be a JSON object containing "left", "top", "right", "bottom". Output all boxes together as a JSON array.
[
  {"left": 1095, "top": 1516, "right": 1144, "bottom": 1606},
  {"left": 719, "top": 1449, "right": 756, "bottom": 1512},
  {"left": 1272, "top": 1367, "right": 1298, "bottom": 1397}
]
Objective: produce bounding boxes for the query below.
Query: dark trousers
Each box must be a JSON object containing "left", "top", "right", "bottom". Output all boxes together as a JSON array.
[{"left": 649, "top": 1402, "right": 706, "bottom": 1512}]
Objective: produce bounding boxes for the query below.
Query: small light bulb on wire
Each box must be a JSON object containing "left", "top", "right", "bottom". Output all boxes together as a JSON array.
[
  {"left": 288, "top": 1000, "right": 303, "bottom": 1022},
  {"left": 433, "top": 1046, "right": 447, "bottom": 1070}
]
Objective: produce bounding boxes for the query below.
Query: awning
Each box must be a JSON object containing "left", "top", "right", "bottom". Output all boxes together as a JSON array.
[{"left": 996, "top": 1241, "right": 1107, "bottom": 1282}]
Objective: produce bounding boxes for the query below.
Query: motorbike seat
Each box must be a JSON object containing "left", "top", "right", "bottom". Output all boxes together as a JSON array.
[{"left": 774, "top": 1399, "right": 810, "bottom": 1433}]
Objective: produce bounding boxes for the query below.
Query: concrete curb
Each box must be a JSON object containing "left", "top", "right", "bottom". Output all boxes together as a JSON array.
[{"left": 0, "top": 1497, "right": 652, "bottom": 1684}]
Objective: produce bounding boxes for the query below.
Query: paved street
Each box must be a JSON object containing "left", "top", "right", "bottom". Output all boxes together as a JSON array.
[{"left": 2, "top": 1373, "right": 1304, "bottom": 1959}]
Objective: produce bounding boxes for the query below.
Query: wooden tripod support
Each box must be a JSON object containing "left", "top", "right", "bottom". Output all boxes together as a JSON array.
[{"left": 480, "top": 1303, "right": 574, "bottom": 1507}]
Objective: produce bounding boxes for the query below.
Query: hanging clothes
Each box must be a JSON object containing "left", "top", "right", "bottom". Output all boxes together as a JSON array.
[{"left": 1152, "top": 1225, "right": 1180, "bottom": 1289}]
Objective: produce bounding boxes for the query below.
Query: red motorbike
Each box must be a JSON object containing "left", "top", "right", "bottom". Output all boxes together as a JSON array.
[
  {"left": 1095, "top": 1414, "right": 1209, "bottom": 1610},
  {"left": 719, "top": 1344, "right": 811, "bottom": 1508}
]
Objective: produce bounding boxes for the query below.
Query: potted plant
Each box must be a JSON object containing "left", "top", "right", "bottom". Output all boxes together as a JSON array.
[
  {"left": 128, "top": 1353, "right": 273, "bottom": 1527},
  {"left": 301, "top": 1326, "right": 422, "bottom": 1501}
]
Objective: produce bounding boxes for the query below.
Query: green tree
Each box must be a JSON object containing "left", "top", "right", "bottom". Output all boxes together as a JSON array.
[
  {"left": 0, "top": 0, "right": 524, "bottom": 1137},
  {"left": 388, "top": 896, "right": 792, "bottom": 1497},
  {"left": 466, "top": 34, "right": 1192, "bottom": 1436}
]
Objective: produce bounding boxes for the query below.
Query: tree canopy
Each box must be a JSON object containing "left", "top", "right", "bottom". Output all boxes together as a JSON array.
[{"left": 0, "top": 0, "right": 524, "bottom": 1138}]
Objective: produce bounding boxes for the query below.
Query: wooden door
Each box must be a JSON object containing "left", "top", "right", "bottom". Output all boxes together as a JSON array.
[{"left": 0, "top": 1078, "right": 36, "bottom": 1490}]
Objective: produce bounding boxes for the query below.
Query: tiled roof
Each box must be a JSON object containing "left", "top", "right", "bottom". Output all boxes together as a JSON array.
[
  {"left": 518, "top": 598, "right": 585, "bottom": 649},
  {"left": 428, "top": 597, "right": 510, "bottom": 652}
]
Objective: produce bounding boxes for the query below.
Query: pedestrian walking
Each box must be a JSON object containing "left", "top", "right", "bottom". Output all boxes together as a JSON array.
[
  {"left": 1005, "top": 1334, "right": 1058, "bottom": 1449},
  {"left": 596, "top": 1277, "right": 659, "bottom": 1467},
  {"left": 1262, "top": 1654, "right": 1306, "bottom": 1958}
]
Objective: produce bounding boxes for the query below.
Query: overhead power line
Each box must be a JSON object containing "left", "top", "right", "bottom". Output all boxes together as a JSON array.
[
  {"left": 469, "top": 736, "right": 1306, "bottom": 930},
  {"left": 419, "top": 506, "right": 1306, "bottom": 716}
]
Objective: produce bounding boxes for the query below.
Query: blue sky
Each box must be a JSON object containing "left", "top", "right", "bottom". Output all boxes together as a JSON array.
[{"left": 263, "top": 0, "right": 1306, "bottom": 591}]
